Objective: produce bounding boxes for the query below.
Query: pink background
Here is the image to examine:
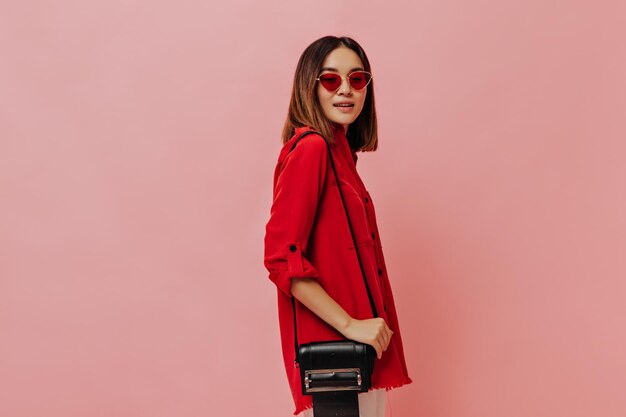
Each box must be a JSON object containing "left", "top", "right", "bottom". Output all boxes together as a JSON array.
[{"left": 2, "top": 1, "right": 625, "bottom": 416}]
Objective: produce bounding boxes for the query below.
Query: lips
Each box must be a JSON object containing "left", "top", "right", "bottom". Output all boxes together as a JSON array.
[{"left": 333, "top": 102, "right": 354, "bottom": 107}]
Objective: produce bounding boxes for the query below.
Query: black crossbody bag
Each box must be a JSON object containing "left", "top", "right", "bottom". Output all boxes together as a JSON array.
[{"left": 289, "top": 130, "right": 379, "bottom": 417}]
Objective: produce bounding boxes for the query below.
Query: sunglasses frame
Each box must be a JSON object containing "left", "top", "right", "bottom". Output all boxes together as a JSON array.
[{"left": 315, "top": 70, "right": 373, "bottom": 93}]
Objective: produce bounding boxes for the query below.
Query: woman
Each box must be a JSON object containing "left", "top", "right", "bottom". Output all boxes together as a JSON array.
[{"left": 264, "top": 36, "right": 412, "bottom": 417}]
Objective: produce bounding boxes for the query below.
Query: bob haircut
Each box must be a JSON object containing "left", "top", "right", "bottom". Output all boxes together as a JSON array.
[{"left": 281, "top": 35, "right": 378, "bottom": 152}]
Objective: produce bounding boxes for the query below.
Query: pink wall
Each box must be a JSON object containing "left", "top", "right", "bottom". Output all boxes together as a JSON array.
[{"left": 1, "top": 1, "right": 625, "bottom": 416}]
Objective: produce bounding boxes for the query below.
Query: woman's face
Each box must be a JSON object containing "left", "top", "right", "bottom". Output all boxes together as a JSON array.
[{"left": 316, "top": 47, "right": 368, "bottom": 133}]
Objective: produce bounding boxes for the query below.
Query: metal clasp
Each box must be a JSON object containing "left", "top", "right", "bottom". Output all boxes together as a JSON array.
[{"left": 303, "top": 368, "right": 362, "bottom": 393}]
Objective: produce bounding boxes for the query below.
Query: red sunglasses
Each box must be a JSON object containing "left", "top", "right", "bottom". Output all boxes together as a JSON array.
[{"left": 315, "top": 71, "right": 373, "bottom": 92}]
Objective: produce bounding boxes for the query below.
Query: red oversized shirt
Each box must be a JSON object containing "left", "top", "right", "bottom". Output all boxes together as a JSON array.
[{"left": 264, "top": 123, "right": 413, "bottom": 415}]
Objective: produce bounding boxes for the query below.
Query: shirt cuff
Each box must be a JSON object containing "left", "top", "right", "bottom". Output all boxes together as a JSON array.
[{"left": 270, "top": 241, "right": 319, "bottom": 298}]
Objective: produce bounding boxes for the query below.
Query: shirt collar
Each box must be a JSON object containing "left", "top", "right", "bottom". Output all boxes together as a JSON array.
[{"left": 331, "top": 122, "right": 345, "bottom": 136}]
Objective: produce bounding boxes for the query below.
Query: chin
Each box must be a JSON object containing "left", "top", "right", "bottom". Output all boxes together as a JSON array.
[{"left": 332, "top": 116, "right": 355, "bottom": 125}]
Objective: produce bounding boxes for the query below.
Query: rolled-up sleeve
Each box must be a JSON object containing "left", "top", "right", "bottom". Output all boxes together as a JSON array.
[{"left": 263, "top": 134, "right": 328, "bottom": 298}]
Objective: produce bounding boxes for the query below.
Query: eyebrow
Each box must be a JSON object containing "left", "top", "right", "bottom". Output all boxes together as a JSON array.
[{"left": 320, "top": 66, "right": 364, "bottom": 72}]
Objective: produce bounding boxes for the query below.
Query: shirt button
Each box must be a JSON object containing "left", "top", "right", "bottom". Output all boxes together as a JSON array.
[
  {"left": 364, "top": 197, "right": 369, "bottom": 203},
  {"left": 289, "top": 245, "right": 297, "bottom": 253},
  {"left": 378, "top": 268, "right": 383, "bottom": 276},
  {"left": 372, "top": 233, "right": 376, "bottom": 240}
]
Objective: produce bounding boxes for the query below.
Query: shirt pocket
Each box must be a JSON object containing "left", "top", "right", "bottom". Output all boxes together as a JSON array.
[{"left": 330, "top": 178, "right": 374, "bottom": 244}]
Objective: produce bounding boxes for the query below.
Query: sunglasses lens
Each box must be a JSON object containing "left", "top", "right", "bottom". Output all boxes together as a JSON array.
[
  {"left": 319, "top": 74, "right": 342, "bottom": 91},
  {"left": 349, "top": 71, "right": 371, "bottom": 90}
]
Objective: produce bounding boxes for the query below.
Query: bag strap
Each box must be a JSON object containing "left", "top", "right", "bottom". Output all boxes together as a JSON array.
[{"left": 288, "top": 130, "right": 378, "bottom": 367}]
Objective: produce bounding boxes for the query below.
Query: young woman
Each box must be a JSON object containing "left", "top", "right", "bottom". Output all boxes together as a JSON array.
[{"left": 264, "top": 36, "right": 413, "bottom": 417}]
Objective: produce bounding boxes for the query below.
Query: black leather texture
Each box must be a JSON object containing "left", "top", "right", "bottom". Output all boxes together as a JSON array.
[{"left": 312, "top": 392, "right": 360, "bottom": 417}]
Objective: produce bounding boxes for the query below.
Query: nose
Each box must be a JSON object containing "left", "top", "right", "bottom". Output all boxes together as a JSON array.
[{"left": 337, "top": 76, "right": 352, "bottom": 95}]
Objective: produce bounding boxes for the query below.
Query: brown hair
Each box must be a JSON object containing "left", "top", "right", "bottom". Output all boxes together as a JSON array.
[{"left": 281, "top": 36, "right": 378, "bottom": 152}]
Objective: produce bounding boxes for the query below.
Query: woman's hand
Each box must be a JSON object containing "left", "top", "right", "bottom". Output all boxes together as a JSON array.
[
  {"left": 289, "top": 278, "right": 393, "bottom": 359},
  {"left": 341, "top": 317, "right": 393, "bottom": 359}
]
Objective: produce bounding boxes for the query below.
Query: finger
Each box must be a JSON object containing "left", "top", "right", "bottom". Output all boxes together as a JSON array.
[
  {"left": 380, "top": 332, "right": 389, "bottom": 351},
  {"left": 385, "top": 327, "right": 393, "bottom": 346},
  {"left": 379, "top": 327, "right": 389, "bottom": 348},
  {"left": 385, "top": 326, "right": 394, "bottom": 343},
  {"left": 377, "top": 336, "right": 387, "bottom": 355}
]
